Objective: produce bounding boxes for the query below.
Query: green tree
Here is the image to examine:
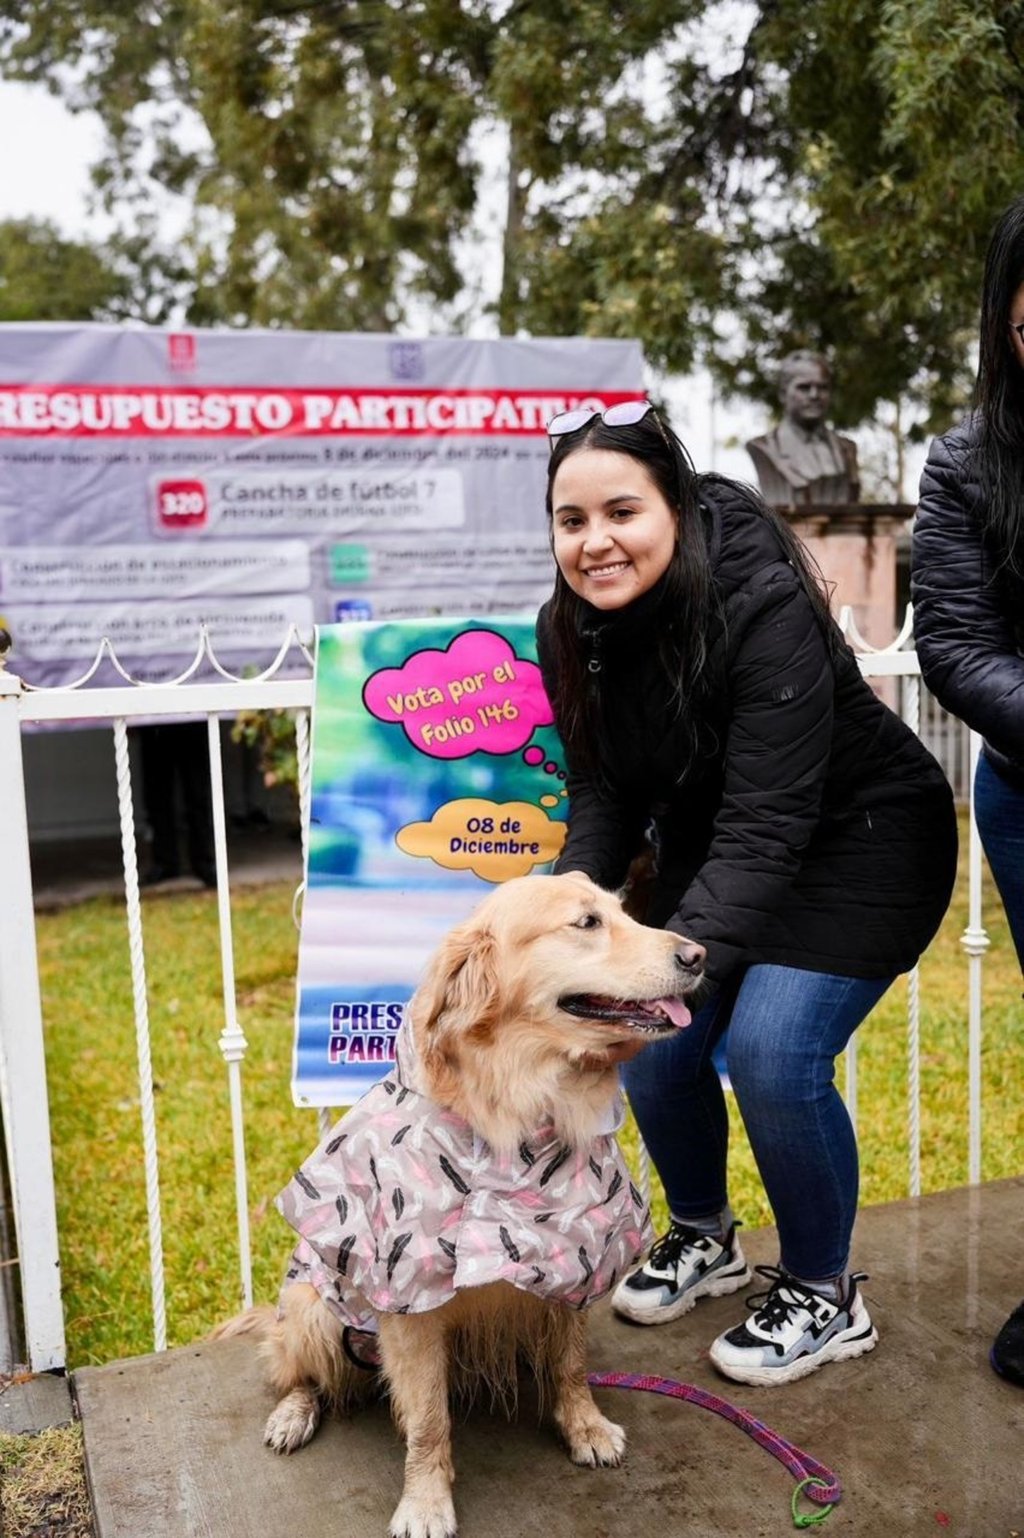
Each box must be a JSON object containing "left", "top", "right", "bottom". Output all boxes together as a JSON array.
[
  {"left": 0, "top": 0, "right": 725, "bottom": 372},
  {"left": 0, "top": 217, "right": 124, "bottom": 321},
  {"left": 4, "top": 0, "right": 1023, "bottom": 427},
  {"left": 703, "top": 0, "right": 1024, "bottom": 433},
  {"left": 0, "top": 216, "right": 186, "bottom": 323}
]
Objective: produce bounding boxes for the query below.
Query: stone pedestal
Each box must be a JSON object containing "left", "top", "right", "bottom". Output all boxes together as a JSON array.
[{"left": 780, "top": 503, "right": 914, "bottom": 651}]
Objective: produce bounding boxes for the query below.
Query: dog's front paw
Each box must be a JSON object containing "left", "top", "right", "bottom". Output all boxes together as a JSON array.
[
  {"left": 388, "top": 1493, "right": 457, "bottom": 1538},
  {"left": 263, "top": 1387, "right": 321, "bottom": 1453},
  {"left": 566, "top": 1413, "right": 626, "bottom": 1468}
]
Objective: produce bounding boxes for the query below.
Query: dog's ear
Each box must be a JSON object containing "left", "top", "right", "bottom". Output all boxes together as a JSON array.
[{"left": 413, "top": 917, "right": 501, "bottom": 1069}]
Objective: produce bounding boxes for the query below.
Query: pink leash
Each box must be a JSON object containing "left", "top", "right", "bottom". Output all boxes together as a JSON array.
[{"left": 588, "top": 1371, "right": 841, "bottom": 1528}]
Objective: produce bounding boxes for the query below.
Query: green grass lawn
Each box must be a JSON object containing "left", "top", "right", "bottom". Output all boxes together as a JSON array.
[{"left": 35, "top": 827, "right": 1023, "bottom": 1369}]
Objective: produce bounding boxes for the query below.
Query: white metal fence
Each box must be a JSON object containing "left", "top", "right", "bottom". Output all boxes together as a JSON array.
[{"left": 0, "top": 616, "right": 992, "bottom": 1374}]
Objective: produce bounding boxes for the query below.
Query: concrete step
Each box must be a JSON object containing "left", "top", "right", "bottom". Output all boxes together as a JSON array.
[
  {"left": 74, "top": 1178, "right": 1024, "bottom": 1538},
  {"left": 0, "top": 1368, "right": 73, "bottom": 1434}
]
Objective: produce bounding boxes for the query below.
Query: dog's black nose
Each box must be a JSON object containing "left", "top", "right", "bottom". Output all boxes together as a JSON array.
[{"left": 674, "top": 941, "right": 706, "bottom": 976}]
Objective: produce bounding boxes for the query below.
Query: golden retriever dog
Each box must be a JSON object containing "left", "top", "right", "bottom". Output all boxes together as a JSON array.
[{"left": 217, "top": 872, "right": 703, "bottom": 1538}]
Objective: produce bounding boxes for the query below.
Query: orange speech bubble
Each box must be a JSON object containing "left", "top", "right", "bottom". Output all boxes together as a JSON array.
[{"left": 396, "top": 798, "right": 566, "bottom": 882}]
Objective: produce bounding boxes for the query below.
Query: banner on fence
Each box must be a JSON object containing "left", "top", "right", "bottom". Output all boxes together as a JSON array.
[
  {"left": 294, "top": 617, "right": 567, "bottom": 1106},
  {"left": 0, "top": 325, "right": 643, "bottom": 685}
]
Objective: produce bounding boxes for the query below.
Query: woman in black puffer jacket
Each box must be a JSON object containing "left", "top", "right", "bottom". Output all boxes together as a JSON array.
[
  {"left": 912, "top": 195, "right": 1024, "bottom": 1389},
  {"left": 538, "top": 402, "right": 957, "bottom": 1388}
]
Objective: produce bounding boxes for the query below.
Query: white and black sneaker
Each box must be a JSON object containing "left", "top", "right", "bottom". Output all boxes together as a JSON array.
[
  {"left": 709, "top": 1266, "right": 878, "bottom": 1386},
  {"left": 611, "top": 1220, "right": 751, "bottom": 1325}
]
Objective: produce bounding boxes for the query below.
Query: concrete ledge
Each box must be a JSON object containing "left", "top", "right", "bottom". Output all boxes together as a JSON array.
[
  {"left": 74, "top": 1180, "right": 1024, "bottom": 1538},
  {"left": 0, "top": 1369, "right": 73, "bottom": 1435}
]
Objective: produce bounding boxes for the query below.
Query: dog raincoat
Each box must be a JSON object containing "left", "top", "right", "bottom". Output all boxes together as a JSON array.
[{"left": 276, "top": 1033, "right": 652, "bottom": 1329}]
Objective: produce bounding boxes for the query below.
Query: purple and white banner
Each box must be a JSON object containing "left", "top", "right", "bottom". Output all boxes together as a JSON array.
[{"left": 0, "top": 325, "right": 644, "bottom": 684}]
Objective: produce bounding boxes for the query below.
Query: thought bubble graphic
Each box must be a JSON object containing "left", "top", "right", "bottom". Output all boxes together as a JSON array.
[
  {"left": 396, "top": 799, "right": 566, "bottom": 881},
  {"left": 363, "top": 630, "right": 554, "bottom": 759}
]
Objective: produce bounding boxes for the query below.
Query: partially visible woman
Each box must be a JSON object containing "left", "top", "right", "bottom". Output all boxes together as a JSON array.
[
  {"left": 912, "top": 194, "right": 1024, "bottom": 1390},
  {"left": 537, "top": 401, "right": 958, "bottom": 1387}
]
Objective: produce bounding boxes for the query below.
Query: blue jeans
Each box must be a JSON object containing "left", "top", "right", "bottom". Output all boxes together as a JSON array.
[
  {"left": 622, "top": 964, "right": 893, "bottom": 1280},
  {"left": 974, "top": 750, "right": 1024, "bottom": 974}
]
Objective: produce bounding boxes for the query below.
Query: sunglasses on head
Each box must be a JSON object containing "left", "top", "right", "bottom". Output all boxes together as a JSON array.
[{"left": 546, "top": 399, "right": 666, "bottom": 443}]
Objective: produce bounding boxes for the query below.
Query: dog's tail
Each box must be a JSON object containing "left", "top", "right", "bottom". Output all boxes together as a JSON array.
[{"left": 208, "top": 1304, "right": 277, "bottom": 1343}]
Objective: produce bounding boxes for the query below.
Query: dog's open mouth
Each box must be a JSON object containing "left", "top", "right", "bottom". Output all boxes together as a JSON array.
[{"left": 558, "top": 994, "right": 691, "bottom": 1032}]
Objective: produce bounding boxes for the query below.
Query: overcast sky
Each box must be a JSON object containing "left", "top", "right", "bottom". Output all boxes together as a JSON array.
[{"left": 0, "top": 82, "right": 111, "bottom": 236}]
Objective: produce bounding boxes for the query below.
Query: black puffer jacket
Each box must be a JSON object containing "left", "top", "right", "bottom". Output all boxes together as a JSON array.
[
  {"left": 911, "top": 417, "right": 1024, "bottom": 785},
  {"left": 537, "top": 477, "right": 957, "bottom": 988}
]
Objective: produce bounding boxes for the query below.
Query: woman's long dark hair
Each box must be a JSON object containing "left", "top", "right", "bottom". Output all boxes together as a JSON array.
[
  {"left": 543, "top": 409, "right": 836, "bottom": 780},
  {"left": 974, "top": 195, "right": 1024, "bottom": 576}
]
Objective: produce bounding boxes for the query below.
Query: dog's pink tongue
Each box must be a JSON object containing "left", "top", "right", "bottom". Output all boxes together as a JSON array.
[{"left": 655, "top": 997, "right": 691, "bottom": 1029}]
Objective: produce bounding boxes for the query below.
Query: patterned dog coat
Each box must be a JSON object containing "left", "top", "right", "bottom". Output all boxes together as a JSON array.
[{"left": 277, "top": 1033, "right": 652, "bottom": 1329}]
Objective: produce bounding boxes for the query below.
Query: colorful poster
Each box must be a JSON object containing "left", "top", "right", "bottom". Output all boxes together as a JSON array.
[
  {"left": 294, "top": 617, "right": 567, "bottom": 1106},
  {"left": 0, "top": 325, "right": 643, "bottom": 684}
]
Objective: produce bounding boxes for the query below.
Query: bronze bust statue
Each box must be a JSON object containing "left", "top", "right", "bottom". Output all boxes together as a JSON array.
[{"left": 746, "top": 351, "right": 859, "bottom": 507}]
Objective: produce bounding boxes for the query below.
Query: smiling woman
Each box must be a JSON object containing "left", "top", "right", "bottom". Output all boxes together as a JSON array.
[
  {"left": 535, "top": 401, "right": 959, "bottom": 1388},
  {"left": 550, "top": 447, "right": 678, "bottom": 611}
]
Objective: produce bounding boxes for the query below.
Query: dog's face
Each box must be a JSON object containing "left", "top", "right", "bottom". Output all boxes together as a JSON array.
[{"left": 408, "top": 872, "right": 704, "bottom": 1150}]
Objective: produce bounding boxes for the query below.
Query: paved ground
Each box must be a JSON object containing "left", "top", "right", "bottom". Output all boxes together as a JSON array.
[
  {"left": 74, "top": 1178, "right": 1024, "bottom": 1538},
  {"left": 0, "top": 1369, "right": 73, "bottom": 1435},
  {"left": 30, "top": 825, "right": 302, "bottom": 911}
]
